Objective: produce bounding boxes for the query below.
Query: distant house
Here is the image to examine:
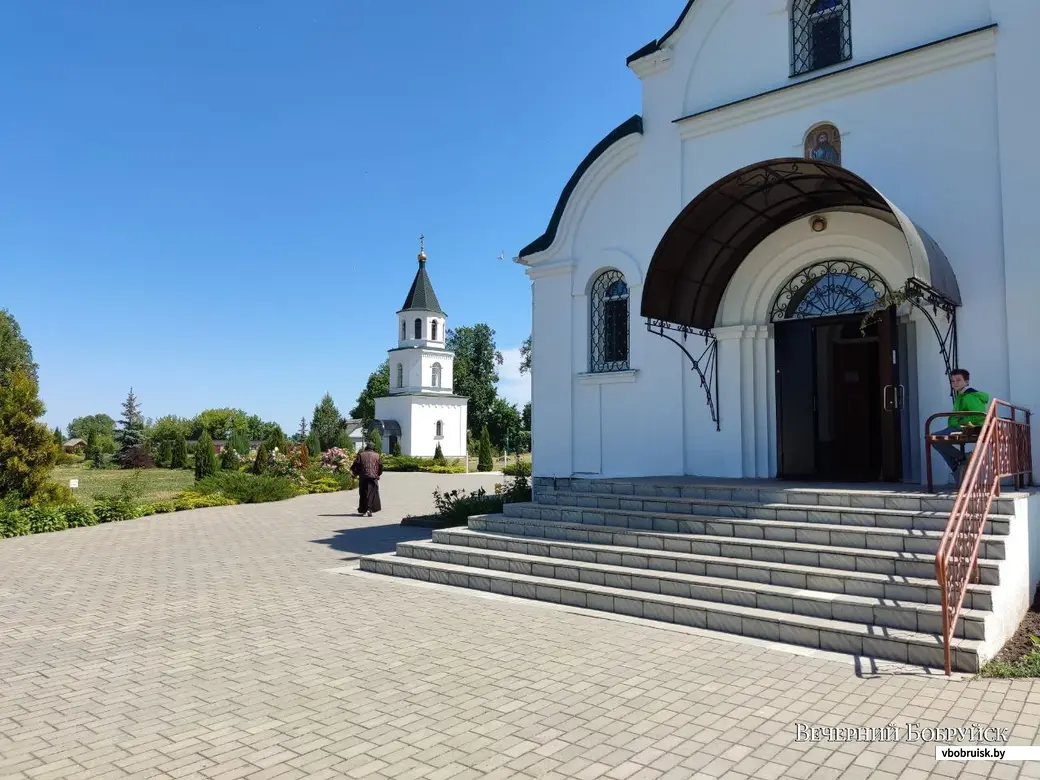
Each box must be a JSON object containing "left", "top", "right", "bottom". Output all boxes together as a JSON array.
[
  {"left": 343, "top": 419, "right": 366, "bottom": 452},
  {"left": 62, "top": 438, "right": 87, "bottom": 454}
]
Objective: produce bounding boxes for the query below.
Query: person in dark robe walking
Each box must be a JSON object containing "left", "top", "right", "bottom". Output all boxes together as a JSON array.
[{"left": 350, "top": 442, "right": 383, "bottom": 517}]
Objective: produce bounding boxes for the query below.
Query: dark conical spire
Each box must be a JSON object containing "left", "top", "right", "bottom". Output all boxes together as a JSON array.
[{"left": 399, "top": 234, "right": 444, "bottom": 314}]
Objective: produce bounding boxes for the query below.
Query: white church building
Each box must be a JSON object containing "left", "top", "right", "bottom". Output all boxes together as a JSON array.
[
  {"left": 372, "top": 241, "right": 468, "bottom": 458},
  {"left": 517, "top": 0, "right": 1039, "bottom": 486}
]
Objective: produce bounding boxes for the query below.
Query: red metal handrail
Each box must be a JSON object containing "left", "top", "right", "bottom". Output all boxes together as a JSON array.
[{"left": 935, "top": 398, "right": 1033, "bottom": 675}]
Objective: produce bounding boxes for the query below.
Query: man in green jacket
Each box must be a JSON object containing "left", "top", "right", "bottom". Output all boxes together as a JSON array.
[{"left": 931, "top": 368, "right": 990, "bottom": 481}]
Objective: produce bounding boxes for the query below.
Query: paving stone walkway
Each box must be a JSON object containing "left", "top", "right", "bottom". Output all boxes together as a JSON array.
[{"left": 1, "top": 472, "right": 1039, "bottom": 780}]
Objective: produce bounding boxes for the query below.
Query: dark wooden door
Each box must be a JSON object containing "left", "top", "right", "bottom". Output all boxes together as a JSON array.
[
  {"left": 830, "top": 340, "right": 879, "bottom": 480},
  {"left": 876, "top": 305, "right": 904, "bottom": 481},
  {"left": 775, "top": 320, "right": 816, "bottom": 479}
]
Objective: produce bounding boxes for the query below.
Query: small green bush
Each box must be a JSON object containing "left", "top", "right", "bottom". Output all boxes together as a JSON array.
[
  {"left": 433, "top": 487, "right": 503, "bottom": 526},
  {"left": 252, "top": 442, "right": 269, "bottom": 475},
  {"left": 194, "top": 471, "right": 302, "bottom": 504},
  {"left": 93, "top": 498, "right": 141, "bottom": 523},
  {"left": 382, "top": 455, "right": 465, "bottom": 474},
  {"left": 503, "top": 460, "right": 532, "bottom": 478},
  {"left": 172, "top": 491, "right": 239, "bottom": 511},
  {"left": 139, "top": 501, "right": 177, "bottom": 516},
  {"left": 305, "top": 476, "right": 341, "bottom": 494},
  {"left": 61, "top": 504, "right": 98, "bottom": 528},
  {"left": 23, "top": 506, "right": 69, "bottom": 534},
  {"left": 0, "top": 510, "right": 31, "bottom": 538},
  {"left": 433, "top": 443, "right": 445, "bottom": 465}
]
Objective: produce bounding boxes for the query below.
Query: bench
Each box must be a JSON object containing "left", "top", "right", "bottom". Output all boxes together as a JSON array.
[{"left": 924, "top": 412, "right": 985, "bottom": 492}]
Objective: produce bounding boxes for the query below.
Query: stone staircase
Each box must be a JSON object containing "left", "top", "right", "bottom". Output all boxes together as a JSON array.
[{"left": 360, "top": 477, "right": 1024, "bottom": 673}]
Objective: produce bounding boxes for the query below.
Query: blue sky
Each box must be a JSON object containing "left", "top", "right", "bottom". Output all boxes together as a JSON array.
[{"left": 1, "top": 1, "right": 678, "bottom": 433}]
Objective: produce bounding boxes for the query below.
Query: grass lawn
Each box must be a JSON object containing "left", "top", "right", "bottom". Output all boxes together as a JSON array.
[{"left": 52, "top": 462, "right": 195, "bottom": 505}]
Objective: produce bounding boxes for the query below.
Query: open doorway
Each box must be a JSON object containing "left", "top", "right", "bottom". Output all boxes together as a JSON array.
[{"left": 775, "top": 307, "right": 904, "bottom": 482}]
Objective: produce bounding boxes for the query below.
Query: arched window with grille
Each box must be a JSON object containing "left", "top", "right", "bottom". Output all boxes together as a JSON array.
[
  {"left": 414, "top": 318, "right": 422, "bottom": 339},
  {"left": 590, "top": 269, "right": 629, "bottom": 373},
  {"left": 435, "top": 420, "right": 443, "bottom": 438},
  {"left": 792, "top": 0, "right": 851, "bottom": 76},
  {"left": 431, "top": 362, "right": 442, "bottom": 388},
  {"left": 431, "top": 320, "right": 438, "bottom": 341},
  {"left": 396, "top": 363, "right": 404, "bottom": 388}
]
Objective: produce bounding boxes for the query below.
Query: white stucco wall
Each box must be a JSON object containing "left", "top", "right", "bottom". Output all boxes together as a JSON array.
[
  {"left": 375, "top": 394, "right": 468, "bottom": 459},
  {"left": 521, "top": 1, "right": 1037, "bottom": 481}
]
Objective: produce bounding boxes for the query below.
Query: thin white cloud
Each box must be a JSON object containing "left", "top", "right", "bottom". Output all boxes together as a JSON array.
[{"left": 497, "top": 347, "right": 531, "bottom": 409}]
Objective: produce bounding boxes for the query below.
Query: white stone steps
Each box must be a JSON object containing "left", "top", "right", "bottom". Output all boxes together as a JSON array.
[
  {"left": 442, "top": 524, "right": 994, "bottom": 611},
  {"left": 469, "top": 515, "right": 1002, "bottom": 586},
  {"left": 502, "top": 502, "right": 1007, "bottom": 558},
  {"left": 536, "top": 478, "right": 1021, "bottom": 515},
  {"left": 360, "top": 552, "right": 983, "bottom": 672},
  {"left": 398, "top": 539, "right": 987, "bottom": 640},
  {"left": 536, "top": 493, "right": 1012, "bottom": 535}
]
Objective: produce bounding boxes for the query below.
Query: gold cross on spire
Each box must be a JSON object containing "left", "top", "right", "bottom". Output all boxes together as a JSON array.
[{"left": 418, "top": 233, "right": 427, "bottom": 263}]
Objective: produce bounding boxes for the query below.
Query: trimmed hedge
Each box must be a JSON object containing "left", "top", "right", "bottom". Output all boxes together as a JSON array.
[{"left": 382, "top": 455, "right": 465, "bottom": 474}]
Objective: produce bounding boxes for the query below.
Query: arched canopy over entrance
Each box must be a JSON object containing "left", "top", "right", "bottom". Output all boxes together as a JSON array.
[{"left": 640, "top": 158, "right": 961, "bottom": 330}]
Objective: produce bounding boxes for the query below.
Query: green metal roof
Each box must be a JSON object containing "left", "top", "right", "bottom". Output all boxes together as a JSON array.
[{"left": 399, "top": 259, "right": 444, "bottom": 314}]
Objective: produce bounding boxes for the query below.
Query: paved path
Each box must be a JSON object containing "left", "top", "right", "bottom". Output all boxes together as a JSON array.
[{"left": 1, "top": 472, "right": 1039, "bottom": 780}]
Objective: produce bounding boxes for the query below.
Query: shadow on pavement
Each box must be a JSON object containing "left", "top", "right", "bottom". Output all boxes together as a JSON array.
[{"left": 311, "top": 522, "right": 431, "bottom": 560}]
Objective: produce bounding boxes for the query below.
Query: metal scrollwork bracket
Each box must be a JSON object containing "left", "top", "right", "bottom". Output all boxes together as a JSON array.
[{"left": 646, "top": 319, "right": 720, "bottom": 431}]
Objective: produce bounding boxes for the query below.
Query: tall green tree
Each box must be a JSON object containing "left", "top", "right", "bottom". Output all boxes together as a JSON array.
[
  {"left": 0, "top": 309, "right": 38, "bottom": 384},
  {"left": 296, "top": 417, "right": 308, "bottom": 443},
  {"left": 448, "top": 324, "right": 504, "bottom": 438},
  {"left": 53, "top": 427, "right": 64, "bottom": 447},
  {"left": 311, "top": 393, "right": 344, "bottom": 451},
  {"left": 0, "top": 368, "right": 58, "bottom": 502},
  {"left": 486, "top": 397, "right": 522, "bottom": 452},
  {"left": 263, "top": 424, "right": 287, "bottom": 454},
  {"left": 368, "top": 427, "right": 382, "bottom": 454},
  {"left": 519, "top": 335, "right": 532, "bottom": 375},
  {"left": 351, "top": 360, "right": 389, "bottom": 421},
  {"left": 244, "top": 414, "right": 266, "bottom": 440},
  {"left": 522, "top": 401, "right": 532, "bottom": 431},
  {"left": 146, "top": 415, "right": 191, "bottom": 445},
  {"left": 477, "top": 426, "right": 494, "bottom": 472},
  {"left": 85, "top": 428, "right": 99, "bottom": 461},
  {"left": 116, "top": 388, "right": 145, "bottom": 466},
  {"left": 191, "top": 408, "right": 249, "bottom": 441},
  {"left": 194, "top": 431, "right": 217, "bottom": 480},
  {"left": 229, "top": 428, "right": 250, "bottom": 456},
  {"left": 67, "top": 413, "right": 116, "bottom": 441},
  {"left": 170, "top": 432, "right": 187, "bottom": 469}
]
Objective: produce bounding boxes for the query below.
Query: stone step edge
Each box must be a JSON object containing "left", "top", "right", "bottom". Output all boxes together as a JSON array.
[
  {"left": 506, "top": 502, "right": 1008, "bottom": 541},
  {"left": 399, "top": 540, "right": 989, "bottom": 629},
  {"left": 466, "top": 516, "right": 1003, "bottom": 570},
  {"left": 544, "top": 480, "right": 1026, "bottom": 504},
  {"left": 538, "top": 493, "right": 1015, "bottom": 521},
  {"left": 361, "top": 553, "right": 982, "bottom": 656},
  {"left": 451, "top": 524, "right": 996, "bottom": 601}
]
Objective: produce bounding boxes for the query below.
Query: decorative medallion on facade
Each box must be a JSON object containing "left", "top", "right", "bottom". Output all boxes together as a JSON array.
[
  {"left": 805, "top": 123, "right": 841, "bottom": 165},
  {"left": 770, "top": 259, "right": 889, "bottom": 322},
  {"left": 590, "top": 269, "right": 630, "bottom": 373},
  {"left": 791, "top": 0, "right": 852, "bottom": 77}
]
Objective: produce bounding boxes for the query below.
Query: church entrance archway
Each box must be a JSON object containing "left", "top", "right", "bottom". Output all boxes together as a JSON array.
[
  {"left": 641, "top": 158, "right": 960, "bottom": 482},
  {"left": 771, "top": 260, "right": 903, "bottom": 482}
]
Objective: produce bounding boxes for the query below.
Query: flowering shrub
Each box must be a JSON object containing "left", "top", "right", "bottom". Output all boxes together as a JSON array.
[
  {"left": 320, "top": 448, "right": 352, "bottom": 474},
  {"left": 266, "top": 448, "right": 300, "bottom": 480}
]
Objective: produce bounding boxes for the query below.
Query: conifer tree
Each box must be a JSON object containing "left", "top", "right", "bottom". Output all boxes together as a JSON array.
[
  {"left": 116, "top": 387, "right": 145, "bottom": 466},
  {"left": 306, "top": 429, "right": 321, "bottom": 457},
  {"left": 252, "top": 442, "right": 268, "bottom": 474},
  {"left": 296, "top": 442, "right": 310, "bottom": 469},
  {"left": 220, "top": 442, "right": 238, "bottom": 471},
  {"left": 368, "top": 428, "right": 382, "bottom": 454},
  {"left": 86, "top": 428, "right": 98, "bottom": 461},
  {"left": 194, "top": 431, "right": 216, "bottom": 480},
  {"left": 390, "top": 438, "right": 401, "bottom": 456},
  {"left": 297, "top": 417, "right": 308, "bottom": 442},
  {"left": 477, "top": 426, "right": 493, "bottom": 472},
  {"left": 434, "top": 443, "right": 445, "bottom": 464},
  {"left": 0, "top": 368, "right": 59, "bottom": 502},
  {"left": 53, "top": 427, "right": 64, "bottom": 447},
  {"left": 158, "top": 439, "right": 173, "bottom": 468},
  {"left": 170, "top": 432, "right": 187, "bottom": 469}
]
